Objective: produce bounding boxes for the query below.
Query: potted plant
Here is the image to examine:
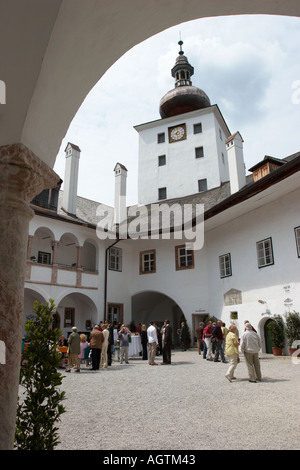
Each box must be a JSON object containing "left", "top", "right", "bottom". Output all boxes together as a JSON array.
[
  {"left": 284, "top": 311, "right": 300, "bottom": 356},
  {"left": 267, "top": 314, "right": 285, "bottom": 356}
]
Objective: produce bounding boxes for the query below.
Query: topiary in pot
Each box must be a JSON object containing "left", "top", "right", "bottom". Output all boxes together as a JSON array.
[
  {"left": 267, "top": 314, "right": 285, "bottom": 355},
  {"left": 284, "top": 311, "right": 300, "bottom": 354}
]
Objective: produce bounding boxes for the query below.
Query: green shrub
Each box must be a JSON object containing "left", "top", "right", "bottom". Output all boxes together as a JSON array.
[{"left": 15, "top": 299, "right": 66, "bottom": 450}]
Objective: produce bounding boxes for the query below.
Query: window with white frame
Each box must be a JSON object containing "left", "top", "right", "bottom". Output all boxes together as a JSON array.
[
  {"left": 295, "top": 226, "right": 300, "bottom": 257},
  {"left": 109, "top": 247, "right": 122, "bottom": 271},
  {"left": 38, "top": 251, "right": 51, "bottom": 265},
  {"left": 140, "top": 250, "right": 156, "bottom": 274},
  {"left": 219, "top": 253, "right": 232, "bottom": 278},
  {"left": 175, "top": 245, "right": 194, "bottom": 270},
  {"left": 256, "top": 237, "right": 274, "bottom": 268}
]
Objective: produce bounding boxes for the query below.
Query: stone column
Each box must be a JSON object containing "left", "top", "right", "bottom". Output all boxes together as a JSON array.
[
  {"left": 76, "top": 245, "right": 83, "bottom": 287},
  {"left": 0, "top": 143, "right": 61, "bottom": 450},
  {"left": 51, "top": 240, "right": 59, "bottom": 284}
]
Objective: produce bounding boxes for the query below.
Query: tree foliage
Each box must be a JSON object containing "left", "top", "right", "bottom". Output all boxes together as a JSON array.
[{"left": 15, "top": 299, "right": 66, "bottom": 450}]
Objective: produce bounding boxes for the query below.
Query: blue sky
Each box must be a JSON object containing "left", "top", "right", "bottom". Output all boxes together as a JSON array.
[{"left": 54, "top": 14, "right": 300, "bottom": 207}]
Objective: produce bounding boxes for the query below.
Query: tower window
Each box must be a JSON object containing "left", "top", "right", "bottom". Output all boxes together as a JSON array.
[
  {"left": 158, "top": 155, "right": 166, "bottom": 166},
  {"left": 195, "top": 146, "right": 204, "bottom": 159},
  {"left": 193, "top": 123, "right": 202, "bottom": 134},
  {"left": 198, "top": 179, "right": 207, "bottom": 192},
  {"left": 158, "top": 187, "right": 167, "bottom": 200},
  {"left": 157, "top": 133, "right": 165, "bottom": 144}
]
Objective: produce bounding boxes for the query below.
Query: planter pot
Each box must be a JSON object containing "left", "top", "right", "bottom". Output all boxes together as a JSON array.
[
  {"left": 289, "top": 347, "right": 299, "bottom": 357},
  {"left": 272, "top": 347, "right": 283, "bottom": 356}
]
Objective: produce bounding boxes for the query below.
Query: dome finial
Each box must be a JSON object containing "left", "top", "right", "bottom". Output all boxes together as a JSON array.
[{"left": 178, "top": 33, "right": 184, "bottom": 56}]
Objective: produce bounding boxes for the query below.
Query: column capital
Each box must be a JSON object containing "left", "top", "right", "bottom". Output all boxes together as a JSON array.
[{"left": 0, "top": 143, "right": 61, "bottom": 207}]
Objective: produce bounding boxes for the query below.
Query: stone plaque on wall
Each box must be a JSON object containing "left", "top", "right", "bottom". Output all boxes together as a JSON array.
[{"left": 224, "top": 288, "right": 242, "bottom": 306}]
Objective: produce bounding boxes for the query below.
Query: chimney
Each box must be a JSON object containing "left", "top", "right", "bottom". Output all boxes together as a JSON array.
[
  {"left": 62, "top": 142, "right": 81, "bottom": 215},
  {"left": 114, "top": 163, "right": 127, "bottom": 226},
  {"left": 226, "top": 132, "right": 246, "bottom": 194}
]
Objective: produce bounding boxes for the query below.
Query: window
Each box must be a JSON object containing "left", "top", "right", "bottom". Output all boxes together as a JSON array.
[
  {"left": 193, "top": 123, "right": 202, "bottom": 134},
  {"left": 107, "top": 304, "right": 123, "bottom": 324},
  {"left": 64, "top": 308, "right": 75, "bottom": 328},
  {"left": 158, "top": 155, "right": 166, "bottom": 166},
  {"left": 158, "top": 187, "right": 167, "bottom": 200},
  {"left": 140, "top": 250, "right": 156, "bottom": 274},
  {"left": 37, "top": 251, "right": 51, "bottom": 265},
  {"left": 295, "top": 227, "right": 300, "bottom": 257},
  {"left": 31, "top": 187, "right": 60, "bottom": 211},
  {"left": 157, "top": 132, "right": 165, "bottom": 144},
  {"left": 109, "top": 247, "right": 122, "bottom": 271},
  {"left": 219, "top": 253, "right": 232, "bottom": 278},
  {"left": 195, "top": 146, "right": 204, "bottom": 158},
  {"left": 198, "top": 179, "right": 207, "bottom": 192},
  {"left": 256, "top": 237, "right": 274, "bottom": 268},
  {"left": 175, "top": 245, "right": 194, "bottom": 270}
]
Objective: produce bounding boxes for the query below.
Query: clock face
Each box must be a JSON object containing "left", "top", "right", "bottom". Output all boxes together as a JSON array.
[{"left": 169, "top": 124, "right": 186, "bottom": 142}]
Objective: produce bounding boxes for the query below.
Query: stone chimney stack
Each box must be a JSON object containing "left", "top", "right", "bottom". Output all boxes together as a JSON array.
[
  {"left": 114, "top": 162, "right": 127, "bottom": 226},
  {"left": 226, "top": 132, "right": 246, "bottom": 194},
  {"left": 62, "top": 142, "right": 81, "bottom": 215}
]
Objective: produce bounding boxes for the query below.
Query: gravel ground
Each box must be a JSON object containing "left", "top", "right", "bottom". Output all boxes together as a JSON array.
[{"left": 55, "top": 349, "right": 300, "bottom": 451}]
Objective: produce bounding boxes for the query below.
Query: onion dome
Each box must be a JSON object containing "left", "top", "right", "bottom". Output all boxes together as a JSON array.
[{"left": 159, "top": 40, "right": 211, "bottom": 119}]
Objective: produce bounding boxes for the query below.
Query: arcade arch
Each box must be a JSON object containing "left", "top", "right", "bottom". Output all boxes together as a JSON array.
[{"left": 132, "top": 290, "right": 185, "bottom": 344}]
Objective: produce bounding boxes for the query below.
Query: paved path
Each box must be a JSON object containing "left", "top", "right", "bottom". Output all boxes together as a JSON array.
[{"left": 56, "top": 349, "right": 300, "bottom": 451}]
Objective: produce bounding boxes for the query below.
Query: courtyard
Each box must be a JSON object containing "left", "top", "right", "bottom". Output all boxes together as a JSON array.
[{"left": 55, "top": 348, "right": 300, "bottom": 451}]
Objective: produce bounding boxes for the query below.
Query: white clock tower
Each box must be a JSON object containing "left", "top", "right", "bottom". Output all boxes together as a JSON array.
[{"left": 135, "top": 41, "right": 232, "bottom": 205}]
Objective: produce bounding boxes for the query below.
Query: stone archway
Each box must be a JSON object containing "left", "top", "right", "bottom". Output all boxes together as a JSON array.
[
  {"left": 1, "top": 0, "right": 300, "bottom": 450},
  {"left": 132, "top": 291, "right": 185, "bottom": 346}
]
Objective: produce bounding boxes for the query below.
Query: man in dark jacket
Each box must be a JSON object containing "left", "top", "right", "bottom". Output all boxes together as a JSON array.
[
  {"left": 162, "top": 320, "right": 172, "bottom": 364},
  {"left": 89, "top": 325, "right": 104, "bottom": 370},
  {"left": 213, "top": 320, "right": 227, "bottom": 363}
]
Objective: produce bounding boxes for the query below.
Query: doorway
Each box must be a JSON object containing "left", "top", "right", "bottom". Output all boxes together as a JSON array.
[{"left": 264, "top": 319, "right": 273, "bottom": 353}]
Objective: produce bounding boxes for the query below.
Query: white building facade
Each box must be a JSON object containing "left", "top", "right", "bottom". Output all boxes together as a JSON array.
[{"left": 24, "top": 43, "right": 300, "bottom": 354}]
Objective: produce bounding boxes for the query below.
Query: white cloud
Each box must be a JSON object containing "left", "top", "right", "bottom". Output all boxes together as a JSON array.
[{"left": 54, "top": 14, "right": 300, "bottom": 206}]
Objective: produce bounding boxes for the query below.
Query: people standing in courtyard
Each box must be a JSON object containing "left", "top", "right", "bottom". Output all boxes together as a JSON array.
[
  {"left": 66, "top": 326, "right": 81, "bottom": 372},
  {"left": 240, "top": 323, "right": 262, "bottom": 382},
  {"left": 118, "top": 324, "right": 131, "bottom": 364},
  {"left": 179, "top": 321, "right": 187, "bottom": 351},
  {"left": 195, "top": 322, "right": 204, "bottom": 355},
  {"left": 100, "top": 324, "right": 109, "bottom": 368},
  {"left": 162, "top": 319, "right": 172, "bottom": 364},
  {"left": 141, "top": 324, "right": 148, "bottom": 360},
  {"left": 107, "top": 321, "right": 114, "bottom": 366},
  {"left": 89, "top": 324, "right": 104, "bottom": 370},
  {"left": 204, "top": 321, "right": 213, "bottom": 361},
  {"left": 221, "top": 322, "right": 229, "bottom": 352},
  {"left": 78, "top": 333, "right": 89, "bottom": 366},
  {"left": 244, "top": 320, "right": 257, "bottom": 333},
  {"left": 147, "top": 321, "right": 159, "bottom": 365},
  {"left": 213, "top": 320, "right": 227, "bottom": 363},
  {"left": 225, "top": 324, "right": 240, "bottom": 382}
]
